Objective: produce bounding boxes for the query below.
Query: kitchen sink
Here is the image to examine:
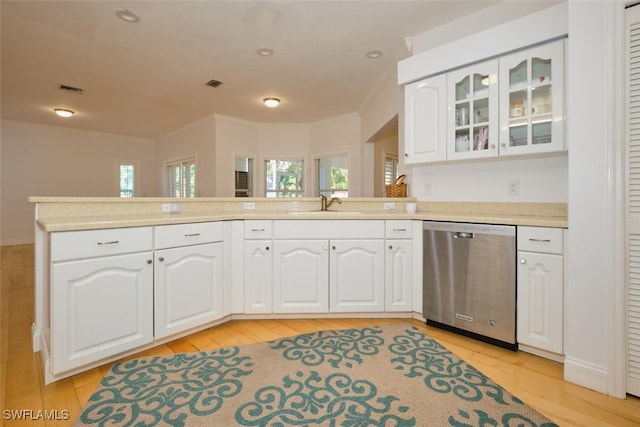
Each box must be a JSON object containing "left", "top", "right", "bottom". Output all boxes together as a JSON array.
[{"left": 287, "top": 211, "right": 363, "bottom": 215}]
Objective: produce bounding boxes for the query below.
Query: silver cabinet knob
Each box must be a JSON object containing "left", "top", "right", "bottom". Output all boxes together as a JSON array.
[{"left": 520, "top": 258, "right": 526, "bottom": 264}]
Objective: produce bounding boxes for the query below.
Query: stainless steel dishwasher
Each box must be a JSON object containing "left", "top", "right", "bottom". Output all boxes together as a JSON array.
[{"left": 423, "top": 221, "right": 517, "bottom": 350}]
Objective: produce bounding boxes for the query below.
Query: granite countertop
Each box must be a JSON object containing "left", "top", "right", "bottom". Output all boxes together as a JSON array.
[{"left": 29, "top": 197, "right": 568, "bottom": 231}]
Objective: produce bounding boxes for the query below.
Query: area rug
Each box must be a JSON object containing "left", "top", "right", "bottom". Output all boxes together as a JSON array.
[{"left": 74, "top": 322, "right": 558, "bottom": 426}]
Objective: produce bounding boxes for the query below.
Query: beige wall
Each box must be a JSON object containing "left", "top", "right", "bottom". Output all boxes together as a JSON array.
[{"left": 0, "top": 120, "right": 155, "bottom": 244}]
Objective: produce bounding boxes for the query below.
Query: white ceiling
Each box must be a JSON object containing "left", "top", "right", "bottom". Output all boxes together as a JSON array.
[{"left": 1, "top": 1, "right": 500, "bottom": 139}]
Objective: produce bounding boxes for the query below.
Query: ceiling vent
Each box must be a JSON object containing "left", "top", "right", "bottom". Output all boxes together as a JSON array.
[
  {"left": 205, "top": 79, "right": 223, "bottom": 88},
  {"left": 59, "top": 84, "right": 84, "bottom": 94}
]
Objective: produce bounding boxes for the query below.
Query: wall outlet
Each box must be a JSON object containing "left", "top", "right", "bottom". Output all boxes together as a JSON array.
[
  {"left": 243, "top": 202, "right": 256, "bottom": 210},
  {"left": 384, "top": 202, "right": 395, "bottom": 210},
  {"left": 162, "top": 203, "right": 182, "bottom": 213},
  {"left": 508, "top": 180, "right": 520, "bottom": 196},
  {"left": 424, "top": 183, "right": 432, "bottom": 196}
]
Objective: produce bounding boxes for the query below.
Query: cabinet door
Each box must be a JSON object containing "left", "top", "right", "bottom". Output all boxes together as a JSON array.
[
  {"left": 51, "top": 252, "right": 153, "bottom": 374},
  {"left": 404, "top": 74, "right": 447, "bottom": 164},
  {"left": 329, "top": 240, "right": 385, "bottom": 312},
  {"left": 244, "top": 240, "right": 273, "bottom": 313},
  {"left": 273, "top": 240, "right": 329, "bottom": 313},
  {"left": 499, "top": 40, "right": 565, "bottom": 156},
  {"left": 385, "top": 240, "right": 413, "bottom": 312},
  {"left": 154, "top": 242, "right": 223, "bottom": 339},
  {"left": 447, "top": 60, "right": 499, "bottom": 160},
  {"left": 517, "top": 251, "right": 563, "bottom": 353}
]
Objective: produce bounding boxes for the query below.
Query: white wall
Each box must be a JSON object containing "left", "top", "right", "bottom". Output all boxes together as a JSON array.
[
  {"left": 0, "top": 120, "right": 155, "bottom": 244},
  {"left": 214, "top": 115, "right": 259, "bottom": 197},
  {"left": 154, "top": 115, "right": 216, "bottom": 197}
]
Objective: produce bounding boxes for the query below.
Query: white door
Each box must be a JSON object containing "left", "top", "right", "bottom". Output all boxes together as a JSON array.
[
  {"left": 517, "top": 251, "right": 563, "bottom": 354},
  {"left": 244, "top": 240, "right": 273, "bottom": 313},
  {"left": 385, "top": 240, "right": 413, "bottom": 312},
  {"left": 329, "top": 240, "right": 385, "bottom": 312},
  {"left": 154, "top": 242, "right": 223, "bottom": 339},
  {"left": 51, "top": 252, "right": 153, "bottom": 374},
  {"left": 627, "top": 4, "right": 640, "bottom": 397},
  {"left": 404, "top": 74, "right": 447, "bottom": 164},
  {"left": 273, "top": 240, "right": 329, "bottom": 313}
]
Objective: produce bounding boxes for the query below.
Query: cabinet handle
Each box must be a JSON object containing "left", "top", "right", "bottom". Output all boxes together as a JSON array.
[
  {"left": 388, "top": 245, "right": 393, "bottom": 250},
  {"left": 501, "top": 143, "right": 506, "bottom": 147},
  {"left": 97, "top": 240, "right": 119, "bottom": 245},
  {"left": 158, "top": 256, "right": 165, "bottom": 262},
  {"left": 404, "top": 153, "right": 408, "bottom": 157},
  {"left": 146, "top": 259, "right": 153, "bottom": 264},
  {"left": 529, "top": 238, "right": 551, "bottom": 243},
  {"left": 490, "top": 144, "right": 496, "bottom": 149},
  {"left": 184, "top": 233, "right": 200, "bottom": 237},
  {"left": 332, "top": 245, "right": 336, "bottom": 250},
  {"left": 520, "top": 258, "right": 527, "bottom": 264},
  {"left": 251, "top": 228, "right": 266, "bottom": 232},
  {"left": 323, "top": 246, "right": 328, "bottom": 251},
  {"left": 265, "top": 246, "right": 270, "bottom": 251},
  {"left": 393, "top": 228, "right": 406, "bottom": 232}
]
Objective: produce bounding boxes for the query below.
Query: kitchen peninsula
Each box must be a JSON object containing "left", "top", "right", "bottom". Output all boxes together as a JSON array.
[{"left": 29, "top": 196, "right": 567, "bottom": 384}]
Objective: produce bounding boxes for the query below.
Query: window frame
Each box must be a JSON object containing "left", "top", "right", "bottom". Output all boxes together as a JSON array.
[
  {"left": 314, "top": 152, "right": 349, "bottom": 198},
  {"left": 166, "top": 156, "right": 197, "bottom": 198},
  {"left": 263, "top": 157, "right": 305, "bottom": 198}
]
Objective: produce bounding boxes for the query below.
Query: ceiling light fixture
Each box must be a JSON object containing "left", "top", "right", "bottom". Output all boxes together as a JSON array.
[
  {"left": 257, "top": 48, "right": 274, "bottom": 56},
  {"left": 54, "top": 108, "right": 74, "bottom": 118},
  {"left": 366, "top": 50, "right": 383, "bottom": 59},
  {"left": 115, "top": 9, "right": 140, "bottom": 23},
  {"left": 263, "top": 97, "right": 280, "bottom": 108}
]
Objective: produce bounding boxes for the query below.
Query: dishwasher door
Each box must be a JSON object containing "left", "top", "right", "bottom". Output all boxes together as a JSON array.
[{"left": 423, "top": 221, "right": 516, "bottom": 348}]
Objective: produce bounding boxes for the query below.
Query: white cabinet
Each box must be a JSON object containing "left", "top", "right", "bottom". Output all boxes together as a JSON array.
[
  {"left": 517, "top": 226, "right": 564, "bottom": 356},
  {"left": 446, "top": 60, "right": 499, "bottom": 160},
  {"left": 154, "top": 222, "right": 224, "bottom": 339},
  {"left": 384, "top": 220, "right": 414, "bottom": 312},
  {"left": 330, "top": 240, "right": 385, "bottom": 312},
  {"left": 499, "top": 40, "right": 565, "bottom": 156},
  {"left": 50, "top": 227, "right": 154, "bottom": 374},
  {"left": 403, "top": 39, "right": 565, "bottom": 164},
  {"left": 273, "top": 240, "right": 329, "bottom": 313},
  {"left": 404, "top": 74, "right": 447, "bottom": 164},
  {"left": 244, "top": 221, "right": 273, "bottom": 314}
]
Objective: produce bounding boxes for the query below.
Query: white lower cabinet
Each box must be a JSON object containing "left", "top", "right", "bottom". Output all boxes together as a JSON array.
[
  {"left": 244, "top": 240, "right": 273, "bottom": 313},
  {"left": 51, "top": 252, "right": 154, "bottom": 374},
  {"left": 385, "top": 240, "right": 413, "bottom": 312},
  {"left": 154, "top": 242, "right": 223, "bottom": 339},
  {"left": 517, "top": 226, "right": 564, "bottom": 356},
  {"left": 330, "top": 240, "right": 385, "bottom": 312},
  {"left": 273, "top": 240, "right": 329, "bottom": 313}
]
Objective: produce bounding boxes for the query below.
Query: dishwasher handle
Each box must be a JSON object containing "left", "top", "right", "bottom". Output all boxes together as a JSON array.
[{"left": 453, "top": 232, "right": 475, "bottom": 239}]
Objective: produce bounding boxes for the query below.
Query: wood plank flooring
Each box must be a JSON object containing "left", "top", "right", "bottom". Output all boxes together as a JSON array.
[{"left": 1, "top": 244, "right": 639, "bottom": 426}]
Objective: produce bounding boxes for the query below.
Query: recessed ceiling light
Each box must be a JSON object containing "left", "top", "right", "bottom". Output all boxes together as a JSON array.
[
  {"left": 257, "top": 48, "right": 274, "bottom": 56},
  {"left": 366, "top": 50, "right": 383, "bottom": 59},
  {"left": 263, "top": 97, "right": 280, "bottom": 108},
  {"left": 54, "top": 108, "right": 74, "bottom": 118},
  {"left": 115, "top": 9, "right": 140, "bottom": 23}
]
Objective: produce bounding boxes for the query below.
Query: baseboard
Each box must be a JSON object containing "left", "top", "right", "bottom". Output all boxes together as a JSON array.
[
  {"left": 1, "top": 237, "right": 34, "bottom": 246},
  {"left": 564, "top": 356, "right": 609, "bottom": 395}
]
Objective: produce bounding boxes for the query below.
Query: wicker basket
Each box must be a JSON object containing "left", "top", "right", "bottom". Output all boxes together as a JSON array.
[{"left": 386, "top": 174, "right": 407, "bottom": 198}]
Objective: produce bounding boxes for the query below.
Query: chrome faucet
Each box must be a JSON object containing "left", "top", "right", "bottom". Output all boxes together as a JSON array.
[{"left": 320, "top": 194, "right": 342, "bottom": 211}]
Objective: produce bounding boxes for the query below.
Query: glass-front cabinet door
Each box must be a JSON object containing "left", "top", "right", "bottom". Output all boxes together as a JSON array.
[
  {"left": 447, "top": 60, "right": 499, "bottom": 160},
  {"left": 499, "top": 40, "right": 565, "bottom": 155}
]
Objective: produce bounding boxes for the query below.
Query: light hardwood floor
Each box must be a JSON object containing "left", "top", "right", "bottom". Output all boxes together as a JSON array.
[{"left": 1, "top": 244, "right": 639, "bottom": 426}]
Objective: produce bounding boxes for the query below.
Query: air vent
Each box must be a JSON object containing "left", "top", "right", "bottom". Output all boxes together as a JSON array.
[
  {"left": 205, "top": 79, "right": 223, "bottom": 88},
  {"left": 59, "top": 84, "right": 84, "bottom": 94}
]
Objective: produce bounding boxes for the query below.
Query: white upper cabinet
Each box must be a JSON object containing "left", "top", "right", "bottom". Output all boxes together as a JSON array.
[
  {"left": 404, "top": 74, "right": 447, "bottom": 164},
  {"left": 403, "top": 39, "right": 566, "bottom": 165},
  {"left": 499, "top": 40, "right": 565, "bottom": 156},
  {"left": 446, "top": 60, "right": 499, "bottom": 160}
]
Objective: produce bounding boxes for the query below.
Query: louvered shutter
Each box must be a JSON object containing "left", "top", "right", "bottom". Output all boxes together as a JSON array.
[{"left": 627, "top": 4, "right": 640, "bottom": 397}]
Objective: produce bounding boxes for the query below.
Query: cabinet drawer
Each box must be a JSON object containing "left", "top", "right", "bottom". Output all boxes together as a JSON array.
[
  {"left": 385, "top": 220, "right": 413, "bottom": 239},
  {"left": 51, "top": 227, "right": 152, "bottom": 262},
  {"left": 273, "top": 220, "right": 384, "bottom": 239},
  {"left": 245, "top": 220, "right": 273, "bottom": 239},
  {"left": 154, "top": 222, "right": 223, "bottom": 249},
  {"left": 517, "top": 226, "right": 563, "bottom": 254}
]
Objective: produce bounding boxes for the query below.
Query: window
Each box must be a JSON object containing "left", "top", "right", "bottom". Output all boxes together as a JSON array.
[
  {"left": 264, "top": 158, "right": 303, "bottom": 197},
  {"left": 235, "top": 156, "right": 253, "bottom": 197},
  {"left": 116, "top": 160, "right": 139, "bottom": 198},
  {"left": 316, "top": 154, "right": 348, "bottom": 197},
  {"left": 384, "top": 155, "right": 399, "bottom": 186},
  {"left": 167, "top": 157, "right": 196, "bottom": 198}
]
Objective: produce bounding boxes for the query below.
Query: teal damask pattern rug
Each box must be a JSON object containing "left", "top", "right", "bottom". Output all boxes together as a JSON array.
[{"left": 74, "top": 322, "right": 558, "bottom": 426}]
